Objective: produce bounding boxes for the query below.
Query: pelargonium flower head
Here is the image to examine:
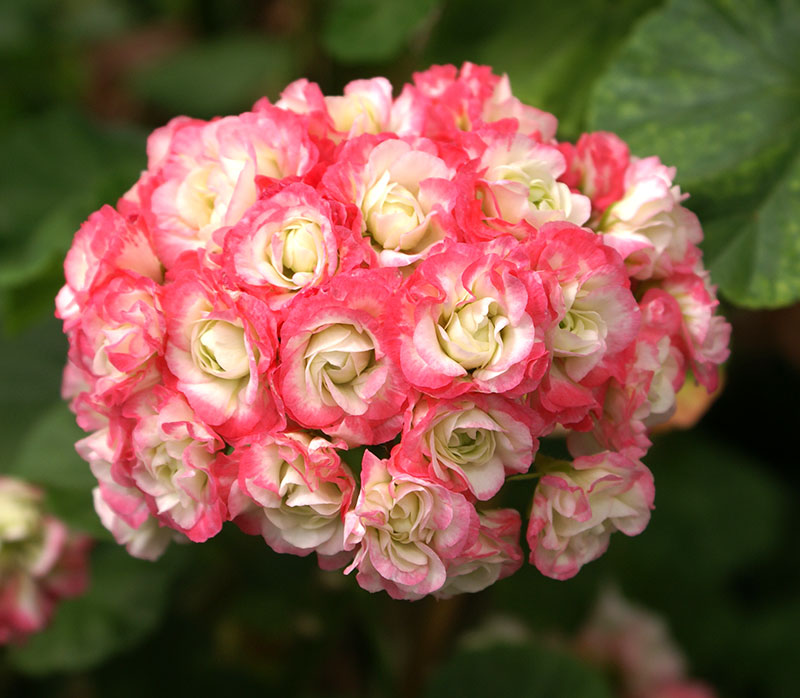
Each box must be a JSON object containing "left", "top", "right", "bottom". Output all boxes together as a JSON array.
[
  {"left": 163, "top": 260, "right": 282, "bottom": 439},
  {"left": 229, "top": 431, "right": 355, "bottom": 565},
  {"left": 223, "top": 183, "right": 343, "bottom": 306},
  {"left": 344, "top": 450, "right": 479, "bottom": 600},
  {"left": 434, "top": 508, "right": 523, "bottom": 599},
  {"left": 527, "top": 450, "right": 654, "bottom": 580},
  {"left": 0, "top": 477, "right": 91, "bottom": 644},
  {"left": 394, "top": 239, "right": 551, "bottom": 398},
  {"left": 398, "top": 394, "right": 543, "bottom": 500},
  {"left": 322, "top": 135, "right": 457, "bottom": 266},
  {"left": 278, "top": 269, "right": 410, "bottom": 446}
]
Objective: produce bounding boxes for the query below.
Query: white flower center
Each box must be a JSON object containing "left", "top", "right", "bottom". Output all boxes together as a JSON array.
[
  {"left": 281, "top": 220, "right": 320, "bottom": 275},
  {"left": 362, "top": 171, "right": 425, "bottom": 250},
  {"left": 191, "top": 319, "right": 250, "bottom": 380},
  {"left": 437, "top": 296, "right": 507, "bottom": 370},
  {"left": 304, "top": 324, "right": 376, "bottom": 411}
]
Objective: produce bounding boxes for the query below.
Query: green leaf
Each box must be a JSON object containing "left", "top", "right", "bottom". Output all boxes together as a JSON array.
[
  {"left": 6, "top": 401, "right": 106, "bottom": 538},
  {"left": 8, "top": 544, "right": 184, "bottom": 674},
  {"left": 425, "top": 640, "right": 613, "bottom": 698},
  {"left": 129, "top": 36, "right": 298, "bottom": 118},
  {"left": 588, "top": 0, "right": 800, "bottom": 308},
  {"left": 322, "top": 0, "right": 440, "bottom": 63}
]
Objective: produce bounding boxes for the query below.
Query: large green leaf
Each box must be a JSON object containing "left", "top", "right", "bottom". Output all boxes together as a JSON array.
[
  {"left": 322, "top": 0, "right": 440, "bottom": 63},
  {"left": 425, "top": 640, "right": 613, "bottom": 698},
  {"left": 129, "top": 36, "right": 298, "bottom": 118},
  {"left": 8, "top": 544, "right": 184, "bottom": 674},
  {"left": 589, "top": 0, "right": 800, "bottom": 308}
]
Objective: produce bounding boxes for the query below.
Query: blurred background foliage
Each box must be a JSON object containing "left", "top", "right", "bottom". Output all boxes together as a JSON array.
[{"left": 0, "top": 0, "right": 798, "bottom": 696}]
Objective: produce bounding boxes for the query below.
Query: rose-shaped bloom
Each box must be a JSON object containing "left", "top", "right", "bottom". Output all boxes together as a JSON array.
[
  {"left": 138, "top": 106, "right": 318, "bottom": 267},
  {"left": 0, "top": 478, "right": 91, "bottom": 644},
  {"left": 660, "top": 270, "right": 731, "bottom": 392},
  {"left": 66, "top": 271, "right": 164, "bottom": 411},
  {"left": 223, "top": 183, "right": 342, "bottom": 305},
  {"left": 78, "top": 427, "right": 178, "bottom": 560},
  {"left": 126, "top": 388, "right": 227, "bottom": 543},
  {"left": 344, "top": 451, "right": 478, "bottom": 600},
  {"left": 278, "top": 270, "right": 410, "bottom": 445},
  {"left": 322, "top": 136, "right": 457, "bottom": 266},
  {"left": 528, "top": 222, "right": 641, "bottom": 383},
  {"left": 477, "top": 133, "right": 591, "bottom": 229},
  {"left": 395, "top": 240, "right": 550, "bottom": 398},
  {"left": 229, "top": 432, "right": 355, "bottom": 565},
  {"left": 599, "top": 157, "right": 702, "bottom": 280},
  {"left": 434, "top": 508, "right": 523, "bottom": 599},
  {"left": 559, "top": 131, "right": 630, "bottom": 220},
  {"left": 163, "top": 261, "right": 281, "bottom": 439},
  {"left": 527, "top": 450, "right": 654, "bottom": 580},
  {"left": 56, "top": 206, "right": 162, "bottom": 332},
  {"left": 398, "top": 395, "right": 542, "bottom": 500}
]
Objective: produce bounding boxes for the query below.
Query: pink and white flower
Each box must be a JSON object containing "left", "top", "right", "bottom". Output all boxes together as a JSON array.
[
  {"left": 600, "top": 157, "right": 702, "bottom": 280},
  {"left": 527, "top": 450, "right": 654, "bottom": 580},
  {"left": 323, "top": 136, "right": 457, "bottom": 266},
  {"left": 398, "top": 394, "right": 542, "bottom": 500},
  {"left": 223, "top": 183, "right": 343, "bottom": 304},
  {"left": 163, "top": 261, "right": 281, "bottom": 438},
  {"left": 278, "top": 270, "right": 409, "bottom": 445},
  {"left": 477, "top": 133, "right": 591, "bottom": 229},
  {"left": 56, "top": 205, "right": 162, "bottom": 332},
  {"left": 126, "top": 388, "right": 227, "bottom": 543},
  {"left": 344, "top": 451, "right": 478, "bottom": 600},
  {"left": 229, "top": 432, "right": 355, "bottom": 565},
  {"left": 394, "top": 239, "right": 550, "bottom": 398}
]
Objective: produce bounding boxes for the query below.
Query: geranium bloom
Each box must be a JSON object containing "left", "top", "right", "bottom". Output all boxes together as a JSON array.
[
  {"left": 163, "top": 260, "right": 282, "bottom": 438},
  {"left": 229, "top": 431, "right": 355, "bottom": 566},
  {"left": 0, "top": 477, "right": 91, "bottom": 644},
  {"left": 135, "top": 106, "right": 318, "bottom": 267},
  {"left": 398, "top": 394, "right": 542, "bottom": 500},
  {"left": 344, "top": 451, "right": 478, "bottom": 600},
  {"left": 527, "top": 451, "right": 654, "bottom": 580},
  {"left": 278, "top": 270, "right": 410, "bottom": 445},
  {"left": 394, "top": 239, "right": 551, "bottom": 398}
]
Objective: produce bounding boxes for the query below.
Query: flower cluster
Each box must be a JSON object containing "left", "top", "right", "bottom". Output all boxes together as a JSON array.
[
  {"left": 0, "top": 477, "right": 91, "bottom": 644},
  {"left": 58, "top": 63, "right": 730, "bottom": 599}
]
